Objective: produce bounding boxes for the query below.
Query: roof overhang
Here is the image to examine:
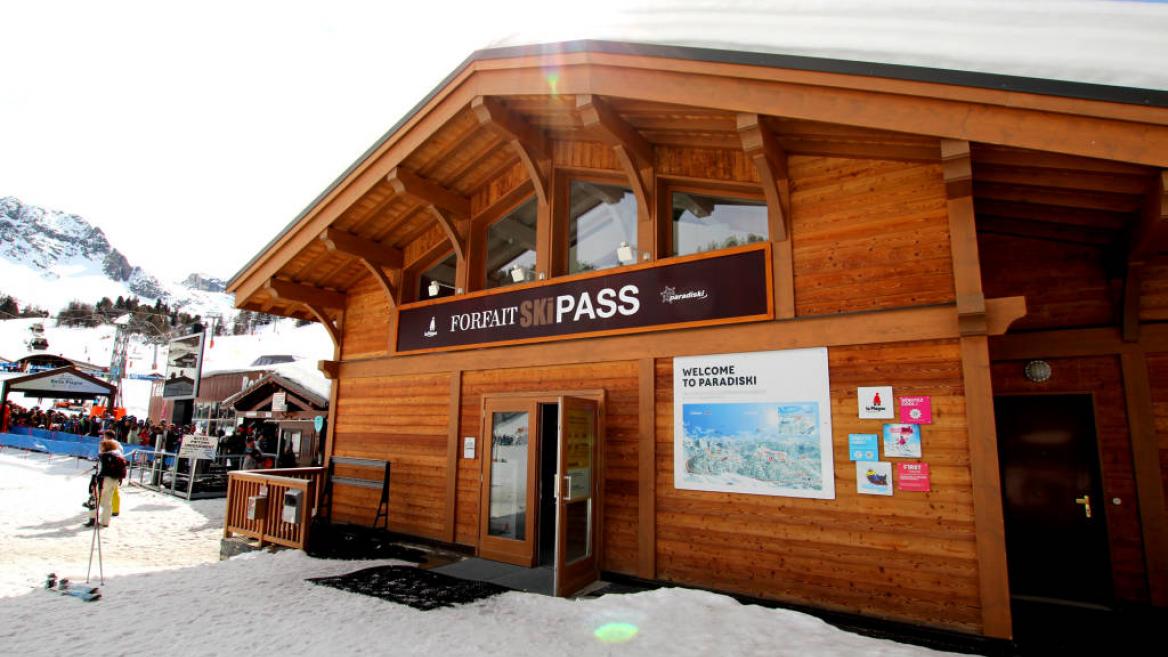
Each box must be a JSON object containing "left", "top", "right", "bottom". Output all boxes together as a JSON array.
[{"left": 227, "top": 38, "right": 1168, "bottom": 316}]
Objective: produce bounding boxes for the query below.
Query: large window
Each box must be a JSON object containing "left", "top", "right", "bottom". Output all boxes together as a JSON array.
[
  {"left": 418, "top": 253, "right": 457, "bottom": 300},
  {"left": 568, "top": 181, "right": 637, "bottom": 274},
  {"left": 671, "top": 191, "right": 768, "bottom": 256},
  {"left": 485, "top": 198, "right": 538, "bottom": 288}
]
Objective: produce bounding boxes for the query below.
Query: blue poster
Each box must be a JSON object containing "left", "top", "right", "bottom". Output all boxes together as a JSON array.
[
  {"left": 848, "top": 434, "right": 879, "bottom": 461},
  {"left": 680, "top": 401, "right": 824, "bottom": 494}
]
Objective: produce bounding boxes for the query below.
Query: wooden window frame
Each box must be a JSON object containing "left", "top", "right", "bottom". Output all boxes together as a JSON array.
[
  {"left": 405, "top": 246, "right": 457, "bottom": 305},
  {"left": 555, "top": 170, "right": 641, "bottom": 278},
  {"left": 657, "top": 178, "right": 767, "bottom": 260},
  {"left": 476, "top": 192, "right": 540, "bottom": 293}
]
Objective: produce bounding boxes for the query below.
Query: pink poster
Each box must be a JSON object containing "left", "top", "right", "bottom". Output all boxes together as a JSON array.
[
  {"left": 899, "top": 395, "right": 933, "bottom": 424},
  {"left": 897, "top": 462, "right": 931, "bottom": 492}
]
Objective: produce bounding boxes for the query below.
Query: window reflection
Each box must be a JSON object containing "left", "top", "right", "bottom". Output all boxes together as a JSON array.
[
  {"left": 485, "top": 198, "right": 538, "bottom": 288},
  {"left": 568, "top": 181, "right": 637, "bottom": 274},
  {"left": 671, "top": 192, "right": 767, "bottom": 256}
]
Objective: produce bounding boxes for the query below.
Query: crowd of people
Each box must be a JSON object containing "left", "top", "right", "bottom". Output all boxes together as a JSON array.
[
  {"left": 2, "top": 400, "right": 176, "bottom": 447},
  {"left": 1, "top": 400, "right": 298, "bottom": 469}
]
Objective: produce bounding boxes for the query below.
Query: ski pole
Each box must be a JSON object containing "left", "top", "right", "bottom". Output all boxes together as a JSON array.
[{"left": 86, "top": 476, "right": 104, "bottom": 585}]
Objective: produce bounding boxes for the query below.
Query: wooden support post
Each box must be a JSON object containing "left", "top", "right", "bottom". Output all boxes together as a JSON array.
[
  {"left": 637, "top": 358, "right": 656, "bottom": 579},
  {"left": 738, "top": 113, "right": 794, "bottom": 319},
  {"left": 1123, "top": 261, "right": 1143, "bottom": 343},
  {"left": 445, "top": 369, "right": 462, "bottom": 543},
  {"left": 1119, "top": 350, "right": 1168, "bottom": 606},
  {"left": 576, "top": 94, "right": 656, "bottom": 262},
  {"left": 943, "top": 138, "right": 1012, "bottom": 639},
  {"left": 1123, "top": 171, "right": 1167, "bottom": 343},
  {"left": 309, "top": 303, "right": 343, "bottom": 484}
]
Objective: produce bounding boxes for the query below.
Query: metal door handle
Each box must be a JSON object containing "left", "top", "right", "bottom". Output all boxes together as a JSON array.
[{"left": 1075, "top": 494, "right": 1092, "bottom": 519}]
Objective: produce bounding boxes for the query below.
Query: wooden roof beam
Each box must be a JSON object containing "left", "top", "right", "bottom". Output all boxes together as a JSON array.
[
  {"left": 386, "top": 167, "right": 470, "bottom": 218},
  {"left": 576, "top": 94, "right": 655, "bottom": 258},
  {"left": 319, "top": 228, "right": 403, "bottom": 269},
  {"left": 472, "top": 96, "right": 551, "bottom": 206},
  {"left": 264, "top": 279, "right": 346, "bottom": 310},
  {"left": 387, "top": 166, "right": 469, "bottom": 263},
  {"left": 737, "top": 113, "right": 790, "bottom": 240},
  {"left": 575, "top": 95, "right": 653, "bottom": 169}
]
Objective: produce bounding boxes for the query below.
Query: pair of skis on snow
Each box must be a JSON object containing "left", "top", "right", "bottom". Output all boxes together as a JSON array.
[{"left": 45, "top": 573, "right": 101, "bottom": 602}]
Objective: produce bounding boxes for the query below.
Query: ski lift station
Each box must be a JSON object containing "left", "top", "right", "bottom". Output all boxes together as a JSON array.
[{"left": 223, "top": 9, "right": 1168, "bottom": 648}]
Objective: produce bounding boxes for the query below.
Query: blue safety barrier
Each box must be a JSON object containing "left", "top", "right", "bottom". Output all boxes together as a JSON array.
[{"left": 0, "top": 432, "right": 157, "bottom": 460}]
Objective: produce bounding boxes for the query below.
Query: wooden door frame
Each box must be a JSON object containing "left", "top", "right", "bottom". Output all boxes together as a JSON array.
[
  {"left": 553, "top": 395, "right": 603, "bottom": 596},
  {"left": 478, "top": 398, "right": 540, "bottom": 566},
  {"left": 479, "top": 389, "right": 607, "bottom": 572}
]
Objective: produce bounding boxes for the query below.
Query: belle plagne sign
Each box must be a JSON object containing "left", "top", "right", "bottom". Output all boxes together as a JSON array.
[{"left": 396, "top": 244, "right": 772, "bottom": 352}]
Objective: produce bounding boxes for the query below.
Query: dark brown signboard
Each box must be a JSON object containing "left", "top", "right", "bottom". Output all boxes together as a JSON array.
[{"left": 395, "top": 243, "right": 773, "bottom": 353}]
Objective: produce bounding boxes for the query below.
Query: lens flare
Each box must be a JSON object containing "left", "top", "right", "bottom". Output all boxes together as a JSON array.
[
  {"left": 545, "top": 71, "right": 560, "bottom": 95},
  {"left": 593, "top": 622, "right": 639, "bottom": 643}
]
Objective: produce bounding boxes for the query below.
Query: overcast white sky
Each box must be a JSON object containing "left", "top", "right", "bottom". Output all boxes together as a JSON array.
[
  {"left": 0, "top": 0, "right": 627, "bottom": 281},
  {"left": 2, "top": 1, "right": 1165, "bottom": 283}
]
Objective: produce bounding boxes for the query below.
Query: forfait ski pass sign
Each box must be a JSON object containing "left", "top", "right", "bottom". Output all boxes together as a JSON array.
[{"left": 395, "top": 244, "right": 772, "bottom": 353}]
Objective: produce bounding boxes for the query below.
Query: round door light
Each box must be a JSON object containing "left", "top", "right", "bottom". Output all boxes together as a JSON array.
[{"left": 1024, "top": 360, "right": 1052, "bottom": 383}]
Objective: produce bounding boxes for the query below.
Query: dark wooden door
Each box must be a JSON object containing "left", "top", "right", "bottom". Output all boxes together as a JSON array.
[{"left": 995, "top": 394, "right": 1112, "bottom": 607}]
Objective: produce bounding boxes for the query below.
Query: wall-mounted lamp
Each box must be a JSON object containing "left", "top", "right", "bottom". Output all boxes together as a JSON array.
[
  {"left": 616, "top": 241, "right": 636, "bottom": 265},
  {"left": 428, "top": 280, "right": 457, "bottom": 297}
]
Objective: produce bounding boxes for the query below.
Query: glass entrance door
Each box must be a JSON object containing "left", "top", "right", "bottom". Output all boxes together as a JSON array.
[
  {"left": 479, "top": 399, "right": 539, "bottom": 566},
  {"left": 555, "top": 396, "right": 601, "bottom": 596}
]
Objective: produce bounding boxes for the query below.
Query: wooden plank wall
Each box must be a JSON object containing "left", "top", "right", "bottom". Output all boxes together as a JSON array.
[
  {"left": 655, "top": 340, "right": 984, "bottom": 634},
  {"left": 991, "top": 357, "right": 1149, "bottom": 603},
  {"left": 341, "top": 274, "right": 391, "bottom": 360},
  {"left": 456, "top": 362, "right": 641, "bottom": 575},
  {"left": 980, "top": 234, "right": 1116, "bottom": 331},
  {"left": 1141, "top": 256, "right": 1168, "bottom": 322},
  {"left": 791, "top": 157, "right": 955, "bottom": 315},
  {"left": 1142, "top": 353, "right": 1168, "bottom": 543},
  {"left": 329, "top": 372, "right": 450, "bottom": 539}
]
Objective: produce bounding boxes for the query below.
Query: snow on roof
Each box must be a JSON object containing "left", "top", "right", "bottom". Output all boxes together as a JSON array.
[
  {"left": 198, "top": 322, "right": 333, "bottom": 399},
  {"left": 488, "top": 0, "right": 1168, "bottom": 92}
]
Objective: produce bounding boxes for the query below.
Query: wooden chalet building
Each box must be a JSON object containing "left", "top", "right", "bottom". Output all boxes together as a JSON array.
[{"left": 227, "top": 38, "right": 1168, "bottom": 640}]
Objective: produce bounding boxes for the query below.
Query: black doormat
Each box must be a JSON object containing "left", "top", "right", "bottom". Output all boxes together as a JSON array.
[
  {"left": 305, "top": 520, "right": 426, "bottom": 562},
  {"left": 308, "top": 566, "right": 509, "bottom": 611}
]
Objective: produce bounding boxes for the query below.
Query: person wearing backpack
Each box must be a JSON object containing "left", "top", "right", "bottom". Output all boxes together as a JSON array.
[{"left": 85, "top": 434, "right": 127, "bottom": 528}]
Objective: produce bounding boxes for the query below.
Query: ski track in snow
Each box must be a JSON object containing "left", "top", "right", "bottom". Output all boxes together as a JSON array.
[{"left": 0, "top": 451, "right": 955, "bottom": 657}]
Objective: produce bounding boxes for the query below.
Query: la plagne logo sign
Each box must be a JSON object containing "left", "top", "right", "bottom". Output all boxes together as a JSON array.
[{"left": 399, "top": 244, "right": 772, "bottom": 352}]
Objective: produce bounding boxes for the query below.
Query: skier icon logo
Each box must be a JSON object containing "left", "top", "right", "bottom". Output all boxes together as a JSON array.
[{"left": 423, "top": 317, "right": 438, "bottom": 338}]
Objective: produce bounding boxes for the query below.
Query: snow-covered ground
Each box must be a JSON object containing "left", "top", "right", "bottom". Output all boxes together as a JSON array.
[{"left": 0, "top": 450, "right": 955, "bottom": 657}]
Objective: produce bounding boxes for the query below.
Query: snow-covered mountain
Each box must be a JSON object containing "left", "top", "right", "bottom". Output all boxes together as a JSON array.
[{"left": 0, "top": 196, "right": 236, "bottom": 318}]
